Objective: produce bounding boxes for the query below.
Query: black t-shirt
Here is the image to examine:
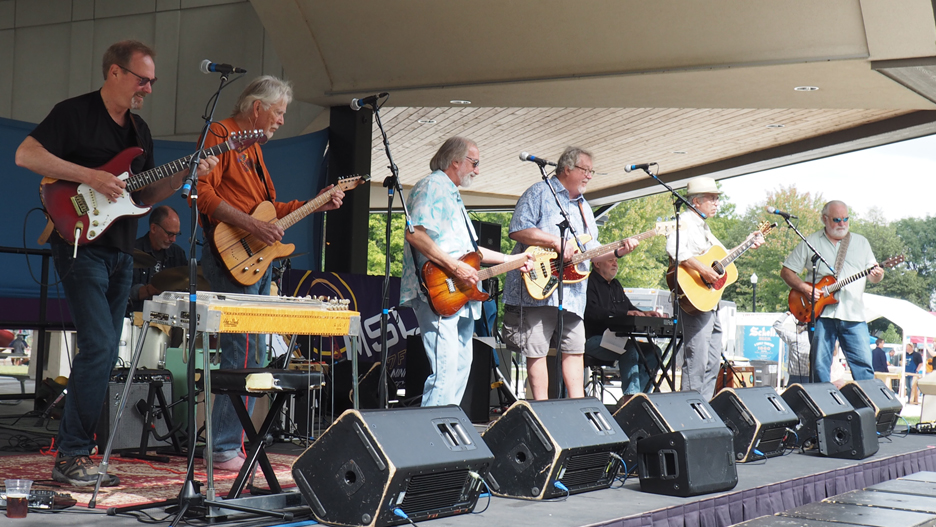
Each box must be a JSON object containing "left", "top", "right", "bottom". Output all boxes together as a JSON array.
[
  {"left": 583, "top": 275, "right": 640, "bottom": 339},
  {"left": 30, "top": 90, "right": 155, "bottom": 253},
  {"left": 128, "top": 234, "right": 187, "bottom": 313}
]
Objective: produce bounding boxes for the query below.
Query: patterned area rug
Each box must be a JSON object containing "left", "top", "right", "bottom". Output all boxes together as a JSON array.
[{"left": 0, "top": 452, "right": 297, "bottom": 509}]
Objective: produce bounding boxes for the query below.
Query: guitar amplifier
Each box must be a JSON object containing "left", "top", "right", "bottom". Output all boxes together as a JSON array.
[
  {"left": 709, "top": 387, "right": 797, "bottom": 462},
  {"left": 96, "top": 368, "right": 173, "bottom": 452}
]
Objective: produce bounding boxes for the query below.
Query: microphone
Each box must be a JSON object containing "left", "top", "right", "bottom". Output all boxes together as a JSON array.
[
  {"left": 350, "top": 93, "right": 389, "bottom": 111},
  {"left": 766, "top": 206, "right": 798, "bottom": 219},
  {"left": 623, "top": 162, "right": 657, "bottom": 173},
  {"left": 200, "top": 60, "right": 246, "bottom": 74},
  {"left": 519, "top": 152, "right": 557, "bottom": 167}
]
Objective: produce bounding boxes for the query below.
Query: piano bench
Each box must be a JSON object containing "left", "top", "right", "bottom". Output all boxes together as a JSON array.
[{"left": 583, "top": 355, "right": 618, "bottom": 403}]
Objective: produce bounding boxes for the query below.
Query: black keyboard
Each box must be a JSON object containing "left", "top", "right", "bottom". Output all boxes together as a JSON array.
[
  {"left": 0, "top": 489, "right": 77, "bottom": 510},
  {"left": 608, "top": 315, "right": 676, "bottom": 337}
]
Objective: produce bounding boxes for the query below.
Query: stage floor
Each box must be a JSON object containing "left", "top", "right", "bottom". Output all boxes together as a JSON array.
[{"left": 7, "top": 430, "right": 936, "bottom": 527}]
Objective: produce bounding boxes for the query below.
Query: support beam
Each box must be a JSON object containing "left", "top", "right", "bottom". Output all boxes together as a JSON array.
[{"left": 324, "top": 106, "right": 372, "bottom": 274}]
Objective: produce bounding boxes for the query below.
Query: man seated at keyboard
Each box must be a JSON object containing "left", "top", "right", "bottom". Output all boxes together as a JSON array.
[{"left": 583, "top": 256, "right": 664, "bottom": 395}]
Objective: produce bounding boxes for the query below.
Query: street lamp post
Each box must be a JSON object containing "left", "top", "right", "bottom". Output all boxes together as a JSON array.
[{"left": 750, "top": 272, "right": 758, "bottom": 312}]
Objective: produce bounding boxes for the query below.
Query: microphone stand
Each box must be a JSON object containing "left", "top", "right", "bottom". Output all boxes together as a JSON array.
[
  {"left": 778, "top": 217, "right": 834, "bottom": 383},
  {"left": 639, "top": 167, "right": 705, "bottom": 391},
  {"left": 371, "top": 101, "right": 414, "bottom": 409},
  {"left": 536, "top": 165, "right": 585, "bottom": 399}
]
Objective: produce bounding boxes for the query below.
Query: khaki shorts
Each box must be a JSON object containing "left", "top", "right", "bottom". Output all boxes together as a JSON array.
[{"left": 502, "top": 305, "right": 585, "bottom": 358}]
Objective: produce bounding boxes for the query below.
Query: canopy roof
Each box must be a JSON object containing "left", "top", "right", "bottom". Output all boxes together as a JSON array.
[{"left": 863, "top": 293, "right": 936, "bottom": 339}]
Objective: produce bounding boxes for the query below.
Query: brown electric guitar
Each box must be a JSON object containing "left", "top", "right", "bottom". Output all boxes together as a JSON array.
[
  {"left": 212, "top": 174, "right": 369, "bottom": 286},
  {"left": 666, "top": 221, "right": 775, "bottom": 315},
  {"left": 787, "top": 255, "right": 903, "bottom": 324},
  {"left": 421, "top": 252, "right": 529, "bottom": 317}
]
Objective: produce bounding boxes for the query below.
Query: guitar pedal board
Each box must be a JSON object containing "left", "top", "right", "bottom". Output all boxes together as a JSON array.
[{"left": 0, "top": 488, "right": 77, "bottom": 510}]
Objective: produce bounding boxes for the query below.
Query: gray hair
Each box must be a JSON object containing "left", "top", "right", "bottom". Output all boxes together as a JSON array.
[
  {"left": 102, "top": 40, "right": 155, "bottom": 80},
  {"left": 232, "top": 76, "right": 293, "bottom": 117},
  {"left": 429, "top": 136, "right": 476, "bottom": 172},
  {"left": 556, "top": 146, "right": 593, "bottom": 176},
  {"left": 821, "top": 200, "right": 847, "bottom": 216}
]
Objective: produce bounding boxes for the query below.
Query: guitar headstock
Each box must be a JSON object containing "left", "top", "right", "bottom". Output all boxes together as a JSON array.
[
  {"left": 337, "top": 174, "right": 371, "bottom": 191},
  {"left": 654, "top": 220, "right": 679, "bottom": 236},
  {"left": 227, "top": 129, "right": 268, "bottom": 152},
  {"left": 881, "top": 255, "right": 905, "bottom": 269},
  {"left": 757, "top": 221, "right": 778, "bottom": 236}
]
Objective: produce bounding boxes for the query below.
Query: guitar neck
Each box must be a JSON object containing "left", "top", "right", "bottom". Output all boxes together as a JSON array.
[
  {"left": 828, "top": 266, "right": 876, "bottom": 293},
  {"left": 125, "top": 140, "right": 235, "bottom": 193},
  {"left": 720, "top": 236, "right": 759, "bottom": 268},
  {"left": 570, "top": 228, "right": 657, "bottom": 265},
  {"left": 275, "top": 185, "right": 340, "bottom": 231},
  {"left": 477, "top": 256, "right": 528, "bottom": 281}
]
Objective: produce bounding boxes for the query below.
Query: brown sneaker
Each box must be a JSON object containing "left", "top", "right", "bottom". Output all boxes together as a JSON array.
[{"left": 52, "top": 454, "right": 120, "bottom": 487}]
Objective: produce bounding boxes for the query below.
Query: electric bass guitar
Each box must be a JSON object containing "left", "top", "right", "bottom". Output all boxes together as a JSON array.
[
  {"left": 421, "top": 253, "right": 529, "bottom": 317},
  {"left": 788, "top": 254, "right": 903, "bottom": 324},
  {"left": 666, "top": 221, "right": 775, "bottom": 315},
  {"left": 212, "top": 174, "right": 369, "bottom": 286},
  {"left": 39, "top": 130, "right": 267, "bottom": 245},
  {"left": 522, "top": 221, "right": 678, "bottom": 300}
]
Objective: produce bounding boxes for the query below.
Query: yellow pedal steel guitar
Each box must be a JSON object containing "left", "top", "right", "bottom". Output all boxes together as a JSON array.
[
  {"left": 666, "top": 221, "right": 775, "bottom": 315},
  {"left": 212, "top": 174, "right": 369, "bottom": 286},
  {"left": 787, "top": 254, "right": 903, "bottom": 324},
  {"left": 522, "top": 221, "right": 678, "bottom": 300}
]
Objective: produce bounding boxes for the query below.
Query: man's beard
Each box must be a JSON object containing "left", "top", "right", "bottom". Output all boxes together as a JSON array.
[
  {"left": 459, "top": 172, "right": 474, "bottom": 188},
  {"left": 131, "top": 92, "right": 145, "bottom": 110},
  {"left": 831, "top": 224, "right": 849, "bottom": 237}
]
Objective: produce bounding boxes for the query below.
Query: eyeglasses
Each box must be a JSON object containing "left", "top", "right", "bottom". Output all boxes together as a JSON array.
[
  {"left": 830, "top": 217, "right": 849, "bottom": 223},
  {"left": 464, "top": 156, "right": 480, "bottom": 168},
  {"left": 574, "top": 165, "right": 596, "bottom": 176},
  {"left": 155, "top": 223, "right": 181, "bottom": 237},
  {"left": 121, "top": 66, "right": 157, "bottom": 87}
]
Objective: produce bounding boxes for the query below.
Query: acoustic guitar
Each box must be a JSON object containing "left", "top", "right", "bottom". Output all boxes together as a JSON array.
[
  {"left": 666, "top": 221, "right": 775, "bottom": 315},
  {"left": 212, "top": 174, "right": 369, "bottom": 286},
  {"left": 787, "top": 254, "right": 903, "bottom": 323},
  {"left": 40, "top": 130, "right": 266, "bottom": 245},
  {"left": 522, "top": 221, "right": 678, "bottom": 300}
]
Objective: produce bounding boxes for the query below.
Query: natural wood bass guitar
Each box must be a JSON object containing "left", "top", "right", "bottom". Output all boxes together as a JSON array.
[
  {"left": 787, "top": 254, "right": 903, "bottom": 324},
  {"left": 421, "top": 252, "right": 529, "bottom": 317},
  {"left": 522, "top": 221, "right": 678, "bottom": 300},
  {"left": 212, "top": 174, "right": 369, "bottom": 286},
  {"left": 666, "top": 221, "right": 775, "bottom": 315},
  {"left": 39, "top": 130, "right": 266, "bottom": 245}
]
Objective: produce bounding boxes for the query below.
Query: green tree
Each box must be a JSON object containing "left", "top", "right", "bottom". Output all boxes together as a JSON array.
[
  {"left": 596, "top": 193, "right": 673, "bottom": 289},
  {"left": 852, "top": 208, "right": 929, "bottom": 309},
  {"left": 367, "top": 213, "right": 406, "bottom": 276},
  {"left": 895, "top": 215, "right": 936, "bottom": 310}
]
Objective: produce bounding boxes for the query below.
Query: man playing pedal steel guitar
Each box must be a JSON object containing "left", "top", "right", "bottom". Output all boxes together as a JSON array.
[
  {"left": 780, "top": 200, "right": 880, "bottom": 383},
  {"left": 502, "top": 147, "right": 637, "bottom": 400},
  {"left": 401, "top": 137, "right": 532, "bottom": 407},
  {"left": 196, "top": 76, "right": 344, "bottom": 471},
  {"left": 14, "top": 40, "right": 217, "bottom": 486},
  {"left": 666, "top": 177, "right": 763, "bottom": 397}
]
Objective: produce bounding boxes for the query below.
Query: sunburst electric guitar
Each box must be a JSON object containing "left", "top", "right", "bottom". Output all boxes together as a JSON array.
[
  {"left": 39, "top": 130, "right": 267, "bottom": 245},
  {"left": 522, "top": 221, "right": 678, "bottom": 300},
  {"left": 787, "top": 254, "right": 903, "bottom": 324},
  {"left": 421, "top": 253, "right": 530, "bottom": 317},
  {"left": 666, "top": 221, "right": 775, "bottom": 315},
  {"left": 212, "top": 174, "right": 369, "bottom": 286}
]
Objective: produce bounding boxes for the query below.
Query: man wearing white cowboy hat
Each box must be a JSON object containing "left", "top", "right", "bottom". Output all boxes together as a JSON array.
[{"left": 665, "top": 176, "right": 764, "bottom": 397}]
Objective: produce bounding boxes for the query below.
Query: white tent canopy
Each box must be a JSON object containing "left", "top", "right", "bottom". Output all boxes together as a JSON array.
[{"left": 863, "top": 294, "right": 936, "bottom": 338}]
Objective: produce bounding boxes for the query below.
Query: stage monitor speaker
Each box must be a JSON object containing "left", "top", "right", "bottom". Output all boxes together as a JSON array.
[
  {"left": 96, "top": 369, "right": 173, "bottom": 452},
  {"left": 637, "top": 427, "right": 738, "bottom": 497},
  {"left": 481, "top": 398, "right": 627, "bottom": 500},
  {"left": 471, "top": 220, "right": 501, "bottom": 252},
  {"left": 613, "top": 391, "right": 731, "bottom": 469},
  {"left": 816, "top": 406, "right": 879, "bottom": 459},
  {"left": 781, "top": 382, "right": 857, "bottom": 450},
  {"left": 839, "top": 378, "right": 902, "bottom": 437},
  {"left": 405, "top": 335, "right": 492, "bottom": 423},
  {"left": 709, "top": 386, "right": 798, "bottom": 462},
  {"left": 292, "top": 406, "right": 492, "bottom": 527}
]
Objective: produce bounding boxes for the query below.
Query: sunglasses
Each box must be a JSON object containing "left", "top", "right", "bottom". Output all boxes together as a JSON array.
[
  {"left": 121, "top": 66, "right": 157, "bottom": 87},
  {"left": 830, "top": 217, "right": 849, "bottom": 223},
  {"left": 464, "top": 156, "right": 480, "bottom": 168}
]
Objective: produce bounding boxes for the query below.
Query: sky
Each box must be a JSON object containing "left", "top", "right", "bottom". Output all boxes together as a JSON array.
[{"left": 717, "top": 134, "right": 936, "bottom": 223}]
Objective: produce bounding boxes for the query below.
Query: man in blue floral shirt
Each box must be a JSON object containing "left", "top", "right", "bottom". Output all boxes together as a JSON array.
[
  {"left": 401, "top": 136, "right": 532, "bottom": 406},
  {"left": 503, "top": 147, "right": 637, "bottom": 400}
]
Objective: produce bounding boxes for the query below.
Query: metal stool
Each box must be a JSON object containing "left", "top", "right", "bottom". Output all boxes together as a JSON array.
[{"left": 583, "top": 354, "right": 617, "bottom": 403}]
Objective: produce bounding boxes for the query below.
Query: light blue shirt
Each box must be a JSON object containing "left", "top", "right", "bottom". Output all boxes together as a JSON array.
[
  {"left": 400, "top": 171, "right": 480, "bottom": 318},
  {"left": 782, "top": 230, "right": 877, "bottom": 322},
  {"left": 502, "top": 176, "right": 599, "bottom": 317}
]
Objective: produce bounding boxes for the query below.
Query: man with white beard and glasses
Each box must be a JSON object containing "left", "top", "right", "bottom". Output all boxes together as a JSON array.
[{"left": 780, "top": 200, "right": 882, "bottom": 382}]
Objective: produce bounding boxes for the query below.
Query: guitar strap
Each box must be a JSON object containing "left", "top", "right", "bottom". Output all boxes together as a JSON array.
[
  {"left": 254, "top": 145, "right": 274, "bottom": 202},
  {"left": 832, "top": 233, "right": 850, "bottom": 278}
]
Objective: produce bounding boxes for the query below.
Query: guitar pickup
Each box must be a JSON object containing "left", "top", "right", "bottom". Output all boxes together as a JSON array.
[
  {"left": 542, "top": 276, "right": 558, "bottom": 296},
  {"left": 71, "top": 194, "right": 89, "bottom": 216},
  {"left": 445, "top": 278, "right": 456, "bottom": 293}
]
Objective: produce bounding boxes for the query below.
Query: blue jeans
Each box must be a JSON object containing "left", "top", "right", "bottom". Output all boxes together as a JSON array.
[
  {"left": 201, "top": 251, "right": 271, "bottom": 461},
  {"left": 584, "top": 335, "right": 661, "bottom": 395},
  {"left": 812, "top": 318, "right": 874, "bottom": 382},
  {"left": 412, "top": 298, "right": 475, "bottom": 407},
  {"left": 52, "top": 244, "right": 132, "bottom": 457},
  {"left": 788, "top": 374, "right": 810, "bottom": 385}
]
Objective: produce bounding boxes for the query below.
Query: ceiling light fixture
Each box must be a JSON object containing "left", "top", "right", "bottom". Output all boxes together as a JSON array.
[
  {"left": 672, "top": 151, "right": 687, "bottom": 154},
  {"left": 794, "top": 86, "right": 819, "bottom": 91},
  {"left": 766, "top": 124, "right": 785, "bottom": 128},
  {"left": 449, "top": 99, "right": 472, "bottom": 105},
  {"left": 417, "top": 118, "right": 437, "bottom": 124}
]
